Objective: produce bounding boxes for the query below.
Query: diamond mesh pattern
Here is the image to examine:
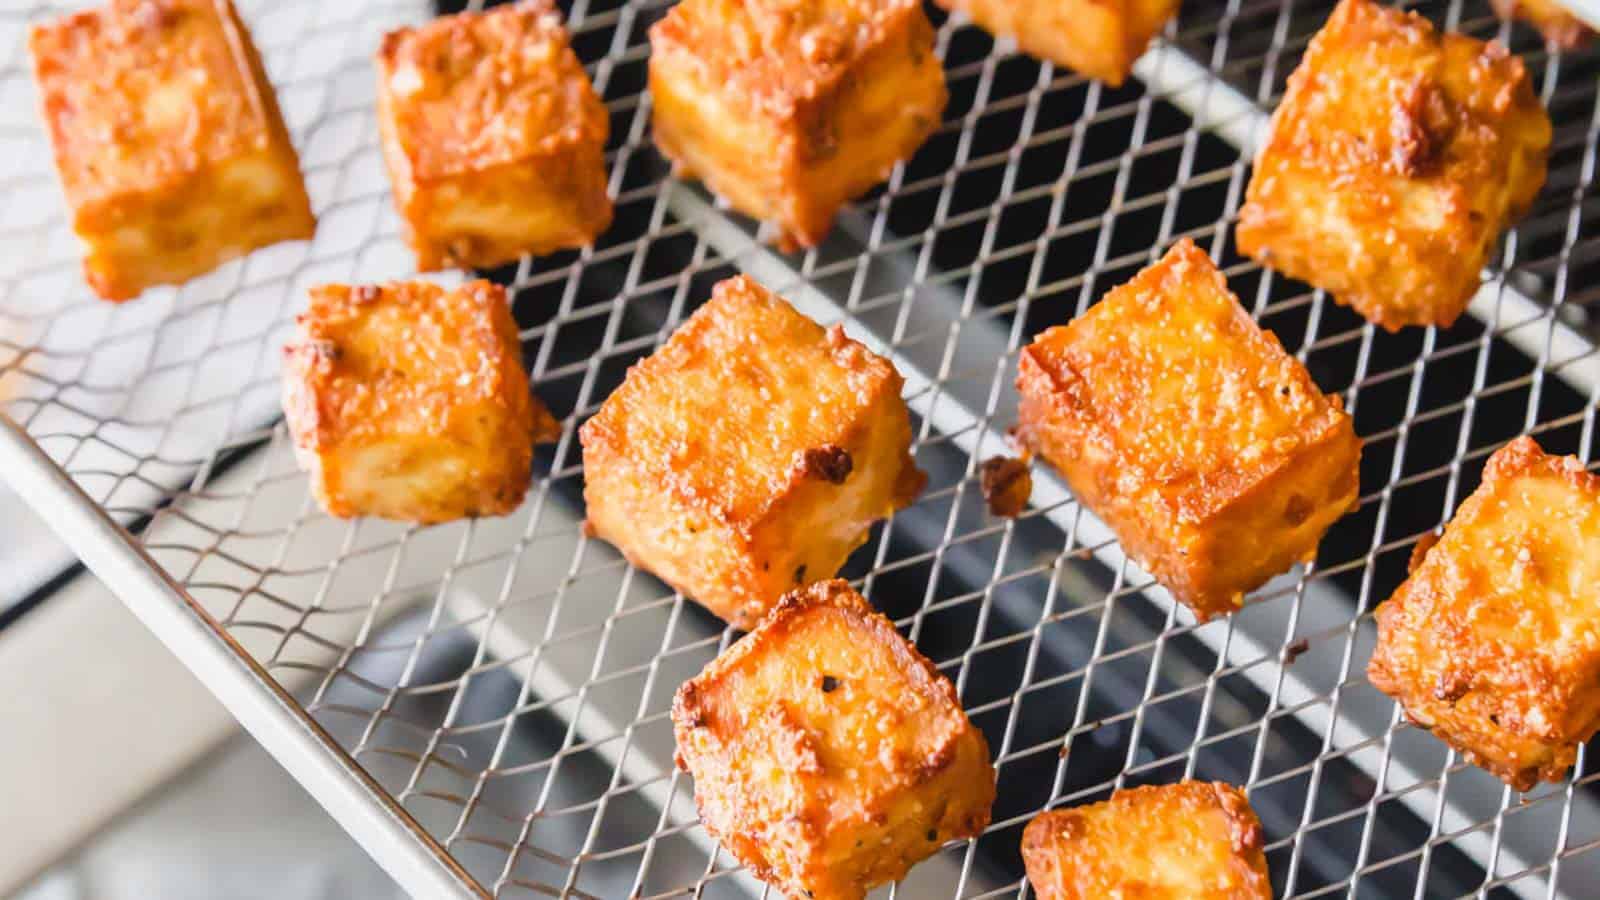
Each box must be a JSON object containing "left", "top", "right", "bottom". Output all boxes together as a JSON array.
[{"left": 2, "top": 0, "right": 1599, "bottom": 897}]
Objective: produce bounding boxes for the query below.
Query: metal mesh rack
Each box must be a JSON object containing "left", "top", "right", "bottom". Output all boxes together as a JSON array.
[{"left": 2, "top": 0, "right": 1599, "bottom": 896}]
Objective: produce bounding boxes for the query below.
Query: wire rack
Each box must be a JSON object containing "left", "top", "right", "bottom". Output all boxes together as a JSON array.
[{"left": 3, "top": 0, "right": 1600, "bottom": 897}]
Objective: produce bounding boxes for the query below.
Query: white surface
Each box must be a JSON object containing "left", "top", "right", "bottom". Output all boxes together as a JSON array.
[
  {"left": 17, "top": 731, "right": 401, "bottom": 900},
  {"left": 0, "top": 495, "right": 73, "bottom": 608},
  {"left": 0, "top": 571, "right": 237, "bottom": 897}
]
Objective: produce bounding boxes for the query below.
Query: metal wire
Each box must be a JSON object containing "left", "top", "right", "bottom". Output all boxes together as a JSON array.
[{"left": 3, "top": 0, "right": 1599, "bottom": 897}]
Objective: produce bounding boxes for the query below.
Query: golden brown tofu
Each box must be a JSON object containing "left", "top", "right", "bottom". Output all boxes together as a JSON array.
[
  {"left": 1021, "top": 782, "right": 1271, "bottom": 900},
  {"left": 673, "top": 579, "right": 995, "bottom": 900},
  {"left": 932, "top": 0, "right": 1179, "bottom": 86},
  {"left": 648, "top": 0, "right": 946, "bottom": 248},
  {"left": 1368, "top": 436, "right": 1600, "bottom": 791},
  {"left": 29, "top": 0, "right": 316, "bottom": 302},
  {"left": 1016, "top": 239, "right": 1361, "bottom": 620},
  {"left": 282, "top": 280, "right": 559, "bottom": 524},
  {"left": 376, "top": 1, "right": 612, "bottom": 271},
  {"left": 1492, "top": 0, "right": 1595, "bottom": 49},
  {"left": 580, "top": 275, "right": 925, "bottom": 627},
  {"left": 1236, "top": 0, "right": 1550, "bottom": 332}
]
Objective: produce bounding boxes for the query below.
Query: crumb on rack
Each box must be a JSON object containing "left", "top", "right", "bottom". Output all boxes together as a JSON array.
[{"left": 980, "top": 455, "right": 1033, "bottom": 518}]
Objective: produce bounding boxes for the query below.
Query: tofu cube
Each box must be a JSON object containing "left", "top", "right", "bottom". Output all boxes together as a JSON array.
[
  {"left": 1016, "top": 238, "right": 1362, "bottom": 620},
  {"left": 1236, "top": 0, "right": 1551, "bottom": 331},
  {"left": 1492, "top": 0, "right": 1594, "bottom": 50},
  {"left": 673, "top": 579, "right": 995, "bottom": 900},
  {"left": 580, "top": 275, "right": 925, "bottom": 627},
  {"left": 29, "top": 0, "right": 316, "bottom": 302},
  {"left": 1368, "top": 436, "right": 1600, "bottom": 791},
  {"left": 282, "top": 280, "right": 559, "bottom": 524},
  {"left": 648, "top": 0, "right": 947, "bottom": 248},
  {"left": 1021, "top": 782, "right": 1272, "bottom": 899},
  {"left": 932, "top": 0, "right": 1179, "bottom": 86},
  {"left": 376, "top": 1, "right": 612, "bottom": 272}
]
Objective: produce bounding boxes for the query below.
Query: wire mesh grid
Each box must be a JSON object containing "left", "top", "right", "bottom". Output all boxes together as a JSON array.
[{"left": 2, "top": 0, "right": 1599, "bottom": 896}]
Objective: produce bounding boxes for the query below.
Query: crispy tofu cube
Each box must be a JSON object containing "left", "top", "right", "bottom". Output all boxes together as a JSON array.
[
  {"left": 1236, "top": 0, "right": 1551, "bottom": 332},
  {"left": 673, "top": 579, "right": 995, "bottom": 900},
  {"left": 932, "top": 0, "right": 1179, "bottom": 86},
  {"left": 282, "top": 280, "right": 559, "bottom": 524},
  {"left": 1368, "top": 436, "right": 1600, "bottom": 791},
  {"left": 648, "top": 0, "right": 947, "bottom": 248},
  {"left": 1492, "top": 0, "right": 1594, "bottom": 50},
  {"left": 376, "top": 1, "right": 612, "bottom": 272},
  {"left": 1021, "top": 782, "right": 1272, "bottom": 899},
  {"left": 580, "top": 275, "right": 925, "bottom": 627},
  {"left": 1016, "top": 239, "right": 1362, "bottom": 620},
  {"left": 29, "top": 0, "right": 316, "bottom": 302}
]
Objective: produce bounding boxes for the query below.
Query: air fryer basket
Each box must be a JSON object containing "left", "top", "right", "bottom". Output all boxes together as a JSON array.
[{"left": 2, "top": 0, "right": 1599, "bottom": 896}]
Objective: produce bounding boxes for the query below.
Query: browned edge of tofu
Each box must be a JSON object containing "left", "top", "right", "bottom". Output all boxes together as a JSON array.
[
  {"left": 578, "top": 274, "right": 926, "bottom": 628},
  {"left": 282, "top": 279, "right": 558, "bottom": 523},
  {"left": 1020, "top": 781, "right": 1271, "bottom": 899},
  {"left": 29, "top": 0, "right": 316, "bottom": 301},
  {"left": 672, "top": 579, "right": 995, "bottom": 900},
  {"left": 1368, "top": 435, "right": 1600, "bottom": 791},
  {"left": 1015, "top": 238, "right": 1362, "bottom": 620},
  {"left": 647, "top": 0, "right": 946, "bottom": 248},
  {"left": 931, "top": 0, "right": 1180, "bottom": 86},
  {"left": 374, "top": 0, "right": 613, "bottom": 271},
  {"left": 1236, "top": 0, "right": 1551, "bottom": 332}
]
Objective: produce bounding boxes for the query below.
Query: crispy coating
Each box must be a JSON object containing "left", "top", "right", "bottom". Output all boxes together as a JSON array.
[
  {"left": 29, "top": 0, "right": 315, "bottom": 301},
  {"left": 376, "top": 0, "right": 612, "bottom": 271},
  {"left": 1368, "top": 436, "right": 1600, "bottom": 791},
  {"left": 1237, "top": 0, "right": 1550, "bottom": 331},
  {"left": 1016, "top": 239, "right": 1361, "bottom": 620},
  {"left": 282, "top": 280, "right": 559, "bottom": 524},
  {"left": 580, "top": 275, "right": 925, "bottom": 627},
  {"left": 931, "top": 0, "right": 1179, "bottom": 86},
  {"left": 648, "top": 0, "right": 946, "bottom": 248},
  {"left": 1021, "top": 782, "right": 1272, "bottom": 899},
  {"left": 673, "top": 580, "right": 995, "bottom": 900},
  {"left": 1492, "top": 0, "right": 1594, "bottom": 49}
]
